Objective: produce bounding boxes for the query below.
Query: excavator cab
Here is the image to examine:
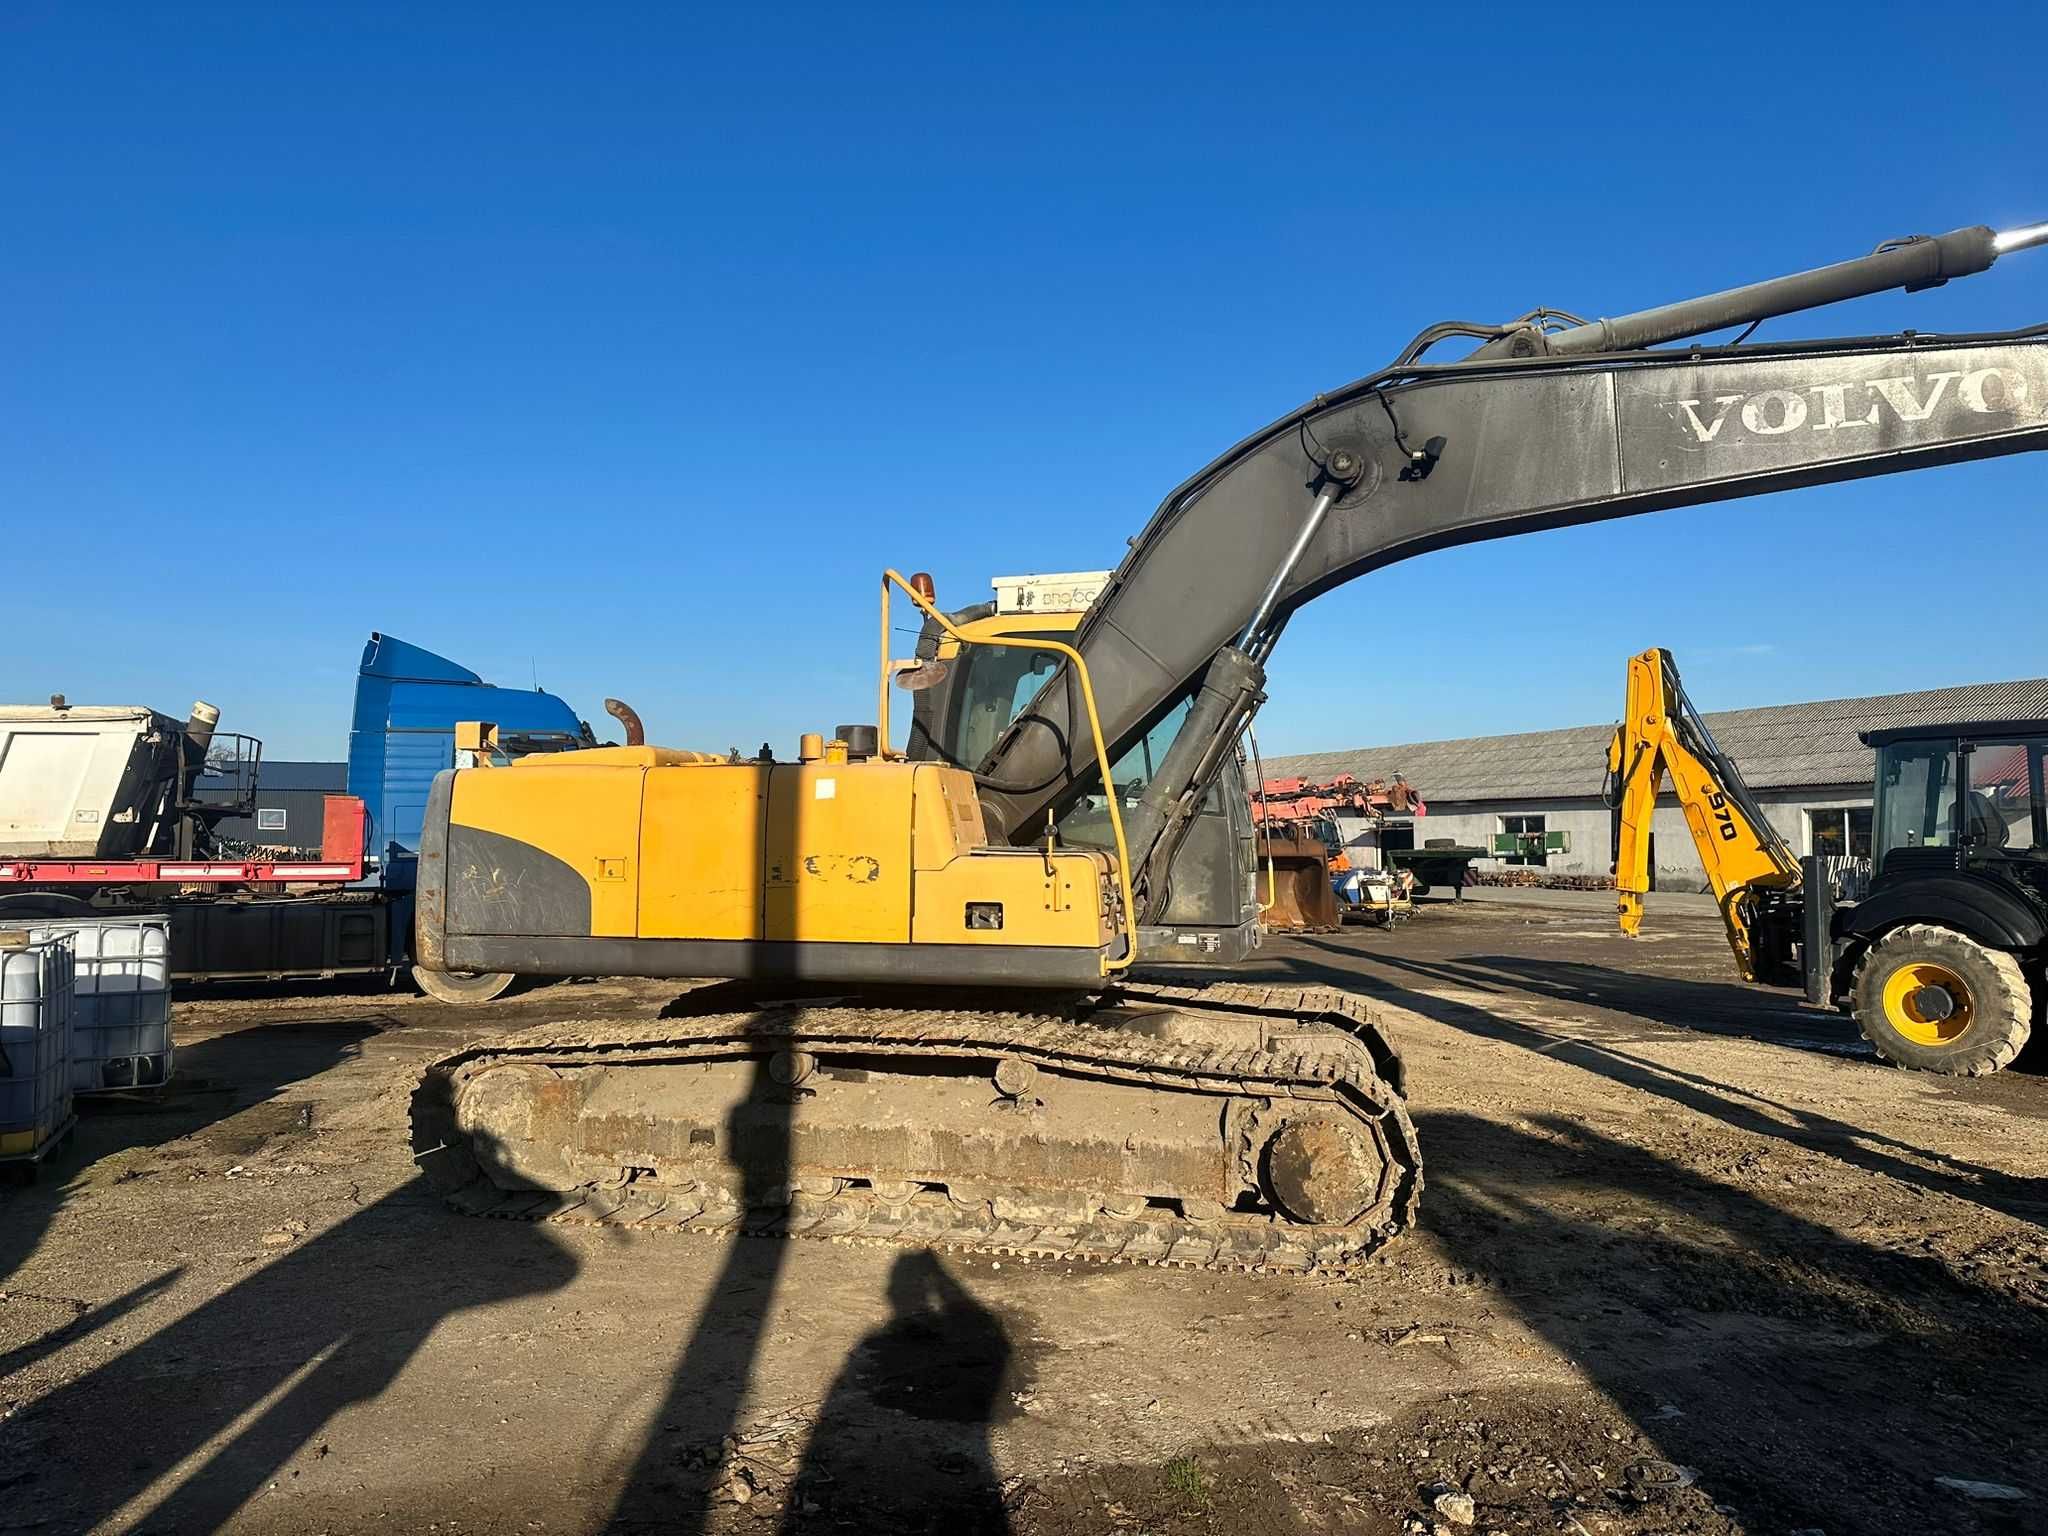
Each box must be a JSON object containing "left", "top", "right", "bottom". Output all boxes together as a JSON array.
[{"left": 903, "top": 573, "right": 1262, "bottom": 965}]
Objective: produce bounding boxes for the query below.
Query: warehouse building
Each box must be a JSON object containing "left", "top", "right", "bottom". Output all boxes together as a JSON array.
[{"left": 1267, "top": 676, "right": 2048, "bottom": 892}]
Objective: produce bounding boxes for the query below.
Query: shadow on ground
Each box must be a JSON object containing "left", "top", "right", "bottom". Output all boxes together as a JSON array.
[
  {"left": 0, "top": 1179, "right": 581, "bottom": 1532},
  {"left": 1275, "top": 941, "right": 2048, "bottom": 1227},
  {"left": 7, "top": 998, "right": 1022, "bottom": 1535},
  {"left": 1421, "top": 1107, "right": 2048, "bottom": 1534},
  {"left": 601, "top": 1022, "right": 1020, "bottom": 1535},
  {"left": 0, "top": 1011, "right": 391, "bottom": 1379},
  {"left": 781, "top": 1249, "right": 1015, "bottom": 1534}
]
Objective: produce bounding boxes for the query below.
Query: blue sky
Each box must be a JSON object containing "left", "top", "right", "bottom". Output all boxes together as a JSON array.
[{"left": 4, "top": 6, "right": 2043, "bottom": 763}]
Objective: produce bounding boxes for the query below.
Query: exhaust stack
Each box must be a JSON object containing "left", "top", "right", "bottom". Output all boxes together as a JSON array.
[
  {"left": 604, "top": 698, "right": 645, "bottom": 747},
  {"left": 183, "top": 701, "right": 220, "bottom": 762}
]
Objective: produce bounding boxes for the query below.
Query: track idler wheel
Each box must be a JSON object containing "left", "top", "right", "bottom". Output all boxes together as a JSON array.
[{"left": 1260, "top": 1114, "right": 1392, "bottom": 1227}]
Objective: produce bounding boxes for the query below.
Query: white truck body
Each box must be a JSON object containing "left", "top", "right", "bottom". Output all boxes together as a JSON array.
[{"left": 0, "top": 707, "right": 181, "bottom": 859}]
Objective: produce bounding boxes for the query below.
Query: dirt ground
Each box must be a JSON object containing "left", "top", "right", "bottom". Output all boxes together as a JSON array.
[{"left": 3, "top": 889, "right": 2045, "bottom": 1536}]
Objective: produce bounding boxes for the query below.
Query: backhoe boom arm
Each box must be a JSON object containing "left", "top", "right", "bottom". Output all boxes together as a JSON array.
[{"left": 1605, "top": 649, "right": 1801, "bottom": 980}]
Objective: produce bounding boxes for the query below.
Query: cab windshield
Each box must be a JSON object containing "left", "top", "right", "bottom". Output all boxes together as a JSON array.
[
  {"left": 940, "top": 642, "right": 1213, "bottom": 848},
  {"left": 1874, "top": 738, "right": 1958, "bottom": 854},
  {"left": 944, "top": 643, "right": 1062, "bottom": 770}
]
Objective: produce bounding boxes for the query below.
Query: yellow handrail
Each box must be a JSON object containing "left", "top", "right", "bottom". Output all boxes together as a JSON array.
[{"left": 879, "top": 568, "right": 1137, "bottom": 975}]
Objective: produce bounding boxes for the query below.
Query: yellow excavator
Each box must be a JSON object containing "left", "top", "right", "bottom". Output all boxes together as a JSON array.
[
  {"left": 409, "top": 218, "right": 2048, "bottom": 1266},
  {"left": 1604, "top": 647, "right": 1802, "bottom": 983}
]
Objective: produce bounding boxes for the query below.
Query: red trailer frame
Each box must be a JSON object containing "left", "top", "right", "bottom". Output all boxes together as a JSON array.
[{"left": 0, "top": 796, "right": 368, "bottom": 887}]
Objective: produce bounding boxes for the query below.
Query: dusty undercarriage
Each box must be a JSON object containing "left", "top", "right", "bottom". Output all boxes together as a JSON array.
[{"left": 412, "top": 980, "right": 1421, "bottom": 1273}]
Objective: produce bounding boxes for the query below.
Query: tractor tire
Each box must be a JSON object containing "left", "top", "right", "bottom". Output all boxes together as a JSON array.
[
  {"left": 1852, "top": 923, "right": 2032, "bottom": 1076},
  {"left": 412, "top": 965, "right": 521, "bottom": 1006}
]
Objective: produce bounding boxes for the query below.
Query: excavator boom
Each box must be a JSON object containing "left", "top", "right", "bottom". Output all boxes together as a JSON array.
[{"left": 973, "top": 224, "right": 2047, "bottom": 932}]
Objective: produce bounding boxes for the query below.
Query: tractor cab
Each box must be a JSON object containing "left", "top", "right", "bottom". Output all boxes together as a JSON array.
[
  {"left": 1867, "top": 721, "right": 2048, "bottom": 894},
  {"left": 1825, "top": 719, "right": 2048, "bottom": 1075}
]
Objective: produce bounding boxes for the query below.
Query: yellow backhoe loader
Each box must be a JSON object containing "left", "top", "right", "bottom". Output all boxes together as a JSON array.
[
  {"left": 1604, "top": 647, "right": 1803, "bottom": 983},
  {"left": 408, "top": 218, "right": 2048, "bottom": 1266},
  {"left": 1607, "top": 648, "right": 2047, "bottom": 1076}
]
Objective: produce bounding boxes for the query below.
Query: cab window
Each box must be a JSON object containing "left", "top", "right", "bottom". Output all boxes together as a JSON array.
[
  {"left": 940, "top": 640, "right": 1217, "bottom": 850},
  {"left": 1054, "top": 698, "right": 1229, "bottom": 851},
  {"left": 1963, "top": 739, "right": 2048, "bottom": 854},
  {"left": 1875, "top": 739, "right": 1958, "bottom": 854},
  {"left": 945, "top": 644, "right": 1061, "bottom": 770}
]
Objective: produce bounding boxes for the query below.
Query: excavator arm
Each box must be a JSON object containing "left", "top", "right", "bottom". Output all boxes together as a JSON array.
[
  {"left": 1604, "top": 648, "right": 1800, "bottom": 980},
  {"left": 970, "top": 221, "right": 2048, "bottom": 923}
]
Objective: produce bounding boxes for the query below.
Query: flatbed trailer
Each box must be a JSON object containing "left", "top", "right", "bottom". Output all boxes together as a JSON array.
[
  {"left": 0, "top": 794, "right": 391, "bottom": 982},
  {"left": 1388, "top": 845, "right": 1485, "bottom": 897}
]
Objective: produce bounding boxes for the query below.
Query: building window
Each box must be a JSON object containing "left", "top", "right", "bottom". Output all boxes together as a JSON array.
[
  {"left": 1809, "top": 807, "right": 1872, "bottom": 859},
  {"left": 1501, "top": 813, "right": 1547, "bottom": 866},
  {"left": 256, "top": 807, "right": 288, "bottom": 833}
]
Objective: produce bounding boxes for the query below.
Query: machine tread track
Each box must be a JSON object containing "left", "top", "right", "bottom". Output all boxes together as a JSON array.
[{"left": 411, "top": 980, "right": 1419, "bottom": 1275}]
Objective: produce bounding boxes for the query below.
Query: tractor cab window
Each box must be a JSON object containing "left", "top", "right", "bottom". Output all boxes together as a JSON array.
[
  {"left": 1963, "top": 738, "right": 2048, "bottom": 855},
  {"left": 1874, "top": 739, "right": 1959, "bottom": 854}
]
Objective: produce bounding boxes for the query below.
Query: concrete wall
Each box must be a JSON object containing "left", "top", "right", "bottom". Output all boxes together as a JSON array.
[{"left": 1340, "top": 786, "right": 1871, "bottom": 892}]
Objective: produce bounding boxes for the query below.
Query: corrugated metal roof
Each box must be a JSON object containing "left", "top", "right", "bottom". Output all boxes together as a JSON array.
[{"left": 1265, "top": 676, "right": 2048, "bottom": 804}]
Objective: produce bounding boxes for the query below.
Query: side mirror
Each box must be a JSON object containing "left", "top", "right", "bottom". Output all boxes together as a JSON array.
[{"left": 892, "top": 659, "right": 951, "bottom": 692}]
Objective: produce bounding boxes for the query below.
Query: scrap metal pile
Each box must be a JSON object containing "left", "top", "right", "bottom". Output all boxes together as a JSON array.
[{"left": 1253, "top": 772, "right": 1426, "bottom": 827}]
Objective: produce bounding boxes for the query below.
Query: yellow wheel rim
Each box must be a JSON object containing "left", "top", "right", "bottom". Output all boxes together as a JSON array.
[{"left": 1880, "top": 962, "right": 1975, "bottom": 1046}]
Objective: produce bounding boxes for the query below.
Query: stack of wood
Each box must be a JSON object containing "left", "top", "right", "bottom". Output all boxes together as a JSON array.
[{"left": 1469, "top": 868, "right": 1615, "bottom": 890}]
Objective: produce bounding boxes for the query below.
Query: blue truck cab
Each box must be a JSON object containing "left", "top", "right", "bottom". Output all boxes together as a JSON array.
[
  {"left": 148, "top": 635, "right": 591, "bottom": 984},
  {"left": 348, "top": 632, "right": 590, "bottom": 887},
  {"left": 347, "top": 634, "right": 590, "bottom": 975}
]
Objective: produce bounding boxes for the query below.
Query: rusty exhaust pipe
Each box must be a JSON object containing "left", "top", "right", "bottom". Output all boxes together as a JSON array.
[{"left": 604, "top": 698, "right": 645, "bottom": 747}]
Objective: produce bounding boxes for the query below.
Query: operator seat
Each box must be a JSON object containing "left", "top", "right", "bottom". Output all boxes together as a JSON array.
[{"left": 1965, "top": 790, "right": 2012, "bottom": 849}]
